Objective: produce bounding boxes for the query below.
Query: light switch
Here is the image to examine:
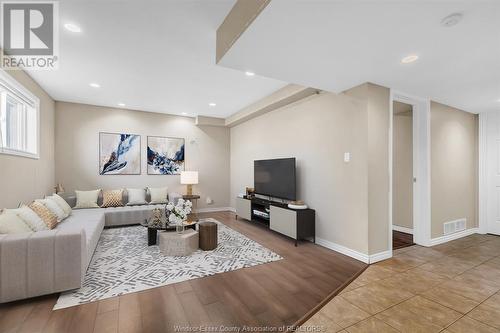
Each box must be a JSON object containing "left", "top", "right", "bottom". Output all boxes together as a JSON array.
[{"left": 344, "top": 152, "right": 351, "bottom": 162}]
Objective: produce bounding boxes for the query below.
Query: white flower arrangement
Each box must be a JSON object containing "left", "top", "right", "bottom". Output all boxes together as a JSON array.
[{"left": 165, "top": 198, "right": 192, "bottom": 225}]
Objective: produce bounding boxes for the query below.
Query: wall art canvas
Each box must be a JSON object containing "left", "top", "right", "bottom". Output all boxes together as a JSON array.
[
  {"left": 99, "top": 133, "right": 141, "bottom": 175},
  {"left": 147, "top": 136, "right": 185, "bottom": 175}
]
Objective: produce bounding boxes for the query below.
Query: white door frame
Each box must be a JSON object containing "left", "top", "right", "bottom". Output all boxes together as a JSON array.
[
  {"left": 390, "top": 89, "right": 432, "bottom": 248},
  {"left": 478, "top": 112, "right": 488, "bottom": 234}
]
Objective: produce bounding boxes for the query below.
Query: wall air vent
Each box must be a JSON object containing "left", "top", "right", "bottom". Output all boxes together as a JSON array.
[{"left": 443, "top": 218, "right": 467, "bottom": 235}]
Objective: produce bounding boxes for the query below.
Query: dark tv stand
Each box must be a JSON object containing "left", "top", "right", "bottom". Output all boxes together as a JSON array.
[{"left": 235, "top": 196, "right": 315, "bottom": 246}]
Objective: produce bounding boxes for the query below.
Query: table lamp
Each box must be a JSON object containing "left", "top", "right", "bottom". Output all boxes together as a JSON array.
[{"left": 180, "top": 171, "right": 198, "bottom": 196}]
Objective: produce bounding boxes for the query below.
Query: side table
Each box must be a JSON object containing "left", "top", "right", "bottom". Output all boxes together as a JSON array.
[
  {"left": 182, "top": 194, "right": 200, "bottom": 222},
  {"left": 199, "top": 221, "right": 218, "bottom": 250}
]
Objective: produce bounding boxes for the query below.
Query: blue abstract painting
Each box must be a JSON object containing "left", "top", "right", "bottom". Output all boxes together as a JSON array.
[
  {"left": 99, "top": 133, "right": 141, "bottom": 175},
  {"left": 147, "top": 136, "right": 184, "bottom": 175}
]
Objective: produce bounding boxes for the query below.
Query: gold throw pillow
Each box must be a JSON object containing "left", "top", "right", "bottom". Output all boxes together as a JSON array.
[
  {"left": 29, "top": 201, "right": 58, "bottom": 229},
  {"left": 101, "top": 189, "right": 124, "bottom": 208}
]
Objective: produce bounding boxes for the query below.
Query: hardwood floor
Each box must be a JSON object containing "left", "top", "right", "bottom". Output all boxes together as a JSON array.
[
  {"left": 393, "top": 230, "right": 414, "bottom": 250},
  {"left": 0, "top": 211, "right": 366, "bottom": 333}
]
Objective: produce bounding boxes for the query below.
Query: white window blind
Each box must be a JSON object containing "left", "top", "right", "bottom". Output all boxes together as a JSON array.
[{"left": 0, "top": 70, "right": 40, "bottom": 159}]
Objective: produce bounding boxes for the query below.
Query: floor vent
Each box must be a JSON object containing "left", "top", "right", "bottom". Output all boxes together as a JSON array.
[{"left": 444, "top": 218, "right": 466, "bottom": 235}]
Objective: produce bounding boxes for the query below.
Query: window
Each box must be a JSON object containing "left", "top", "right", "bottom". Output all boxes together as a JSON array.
[{"left": 0, "top": 70, "right": 40, "bottom": 159}]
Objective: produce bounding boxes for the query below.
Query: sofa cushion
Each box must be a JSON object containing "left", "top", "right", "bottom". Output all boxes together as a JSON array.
[
  {"left": 57, "top": 209, "right": 105, "bottom": 268},
  {"left": 0, "top": 211, "right": 32, "bottom": 234},
  {"left": 50, "top": 194, "right": 72, "bottom": 216},
  {"left": 75, "top": 190, "right": 101, "bottom": 209},
  {"left": 29, "top": 202, "right": 58, "bottom": 229},
  {"left": 148, "top": 187, "right": 168, "bottom": 204},
  {"left": 101, "top": 189, "right": 124, "bottom": 208},
  {"left": 126, "top": 188, "right": 147, "bottom": 206},
  {"left": 36, "top": 198, "right": 67, "bottom": 221},
  {"left": 101, "top": 204, "right": 164, "bottom": 227},
  {"left": 0, "top": 227, "right": 85, "bottom": 303},
  {"left": 6, "top": 205, "right": 48, "bottom": 232}
]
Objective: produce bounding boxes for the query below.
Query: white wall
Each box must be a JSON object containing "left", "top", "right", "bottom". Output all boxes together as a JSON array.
[
  {"left": 230, "top": 92, "right": 370, "bottom": 254},
  {"left": 55, "top": 102, "right": 230, "bottom": 209},
  {"left": 0, "top": 70, "right": 55, "bottom": 209}
]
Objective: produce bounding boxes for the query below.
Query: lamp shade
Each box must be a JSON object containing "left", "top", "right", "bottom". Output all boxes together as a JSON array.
[{"left": 180, "top": 171, "right": 198, "bottom": 185}]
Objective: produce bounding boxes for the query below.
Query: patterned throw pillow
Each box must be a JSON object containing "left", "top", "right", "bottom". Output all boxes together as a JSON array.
[
  {"left": 29, "top": 201, "right": 58, "bottom": 229},
  {"left": 74, "top": 189, "right": 101, "bottom": 209},
  {"left": 0, "top": 211, "right": 32, "bottom": 234},
  {"left": 36, "top": 198, "right": 67, "bottom": 221},
  {"left": 101, "top": 189, "right": 124, "bottom": 208},
  {"left": 6, "top": 205, "right": 48, "bottom": 232},
  {"left": 50, "top": 193, "right": 72, "bottom": 216}
]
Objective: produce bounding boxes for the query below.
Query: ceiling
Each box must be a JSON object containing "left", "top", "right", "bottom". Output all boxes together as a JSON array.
[
  {"left": 219, "top": 0, "right": 500, "bottom": 114},
  {"left": 25, "top": 0, "right": 286, "bottom": 118}
]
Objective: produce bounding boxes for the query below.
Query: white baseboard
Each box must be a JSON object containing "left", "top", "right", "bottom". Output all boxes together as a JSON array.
[
  {"left": 316, "top": 237, "right": 393, "bottom": 264},
  {"left": 316, "top": 237, "right": 370, "bottom": 263},
  {"left": 392, "top": 225, "right": 414, "bottom": 234},
  {"left": 197, "top": 207, "right": 234, "bottom": 213},
  {"left": 428, "top": 227, "right": 479, "bottom": 246},
  {"left": 369, "top": 250, "right": 393, "bottom": 263}
]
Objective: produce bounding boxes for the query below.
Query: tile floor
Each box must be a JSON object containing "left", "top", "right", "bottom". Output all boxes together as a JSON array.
[{"left": 302, "top": 234, "right": 500, "bottom": 332}]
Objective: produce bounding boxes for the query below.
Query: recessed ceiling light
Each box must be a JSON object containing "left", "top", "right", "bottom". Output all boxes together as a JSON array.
[
  {"left": 401, "top": 55, "right": 419, "bottom": 64},
  {"left": 89, "top": 83, "right": 100, "bottom": 88},
  {"left": 208, "top": 103, "right": 216, "bottom": 107},
  {"left": 118, "top": 103, "right": 125, "bottom": 107},
  {"left": 245, "top": 71, "right": 255, "bottom": 76},
  {"left": 64, "top": 23, "right": 82, "bottom": 33},
  {"left": 181, "top": 112, "right": 188, "bottom": 115},
  {"left": 441, "top": 13, "right": 463, "bottom": 27}
]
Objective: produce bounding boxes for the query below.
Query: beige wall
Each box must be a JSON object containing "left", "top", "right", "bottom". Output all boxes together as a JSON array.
[
  {"left": 230, "top": 92, "right": 370, "bottom": 254},
  {"left": 55, "top": 102, "right": 230, "bottom": 209},
  {"left": 343, "top": 83, "right": 390, "bottom": 255},
  {"left": 0, "top": 71, "right": 55, "bottom": 209},
  {"left": 431, "top": 102, "right": 478, "bottom": 238},
  {"left": 393, "top": 107, "right": 413, "bottom": 229}
]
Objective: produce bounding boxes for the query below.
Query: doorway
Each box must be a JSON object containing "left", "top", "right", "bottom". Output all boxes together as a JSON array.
[
  {"left": 389, "top": 90, "right": 431, "bottom": 250},
  {"left": 392, "top": 101, "right": 414, "bottom": 249}
]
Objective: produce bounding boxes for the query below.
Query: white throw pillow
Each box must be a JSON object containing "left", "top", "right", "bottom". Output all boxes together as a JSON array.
[
  {"left": 0, "top": 211, "right": 32, "bottom": 234},
  {"left": 50, "top": 193, "right": 72, "bottom": 215},
  {"left": 75, "top": 190, "right": 101, "bottom": 209},
  {"left": 126, "top": 188, "right": 147, "bottom": 205},
  {"left": 6, "top": 205, "right": 48, "bottom": 232},
  {"left": 37, "top": 198, "right": 67, "bottom": 221},
  {"left": 148, "top": 187, "right": 168, "bottom": 204}
]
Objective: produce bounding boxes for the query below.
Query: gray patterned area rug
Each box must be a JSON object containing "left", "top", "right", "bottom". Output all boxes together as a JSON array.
[{"left": 54, "top": 218, "right": 282, "bottom": 310}]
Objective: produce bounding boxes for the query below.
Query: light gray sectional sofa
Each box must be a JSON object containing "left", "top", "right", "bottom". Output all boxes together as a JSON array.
[{"left": 0, "top": 192, "right": 180, "bottom": 303}]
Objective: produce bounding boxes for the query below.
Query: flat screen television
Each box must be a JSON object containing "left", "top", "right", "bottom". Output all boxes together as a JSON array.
[{"left": 254, "top": 158, "right": 296, "bottom": 200}]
